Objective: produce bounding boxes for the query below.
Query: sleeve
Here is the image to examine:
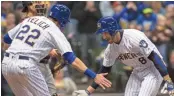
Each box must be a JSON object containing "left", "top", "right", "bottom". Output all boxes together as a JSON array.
[
  {"left": 148, "top": 51, "right": 168, "bottom": 77},
  {"left": 138, "top": 39, "right": 153, "bottom": 57},
  {"left": 3, "top": 33, "right": 12, "bottom": 44},
  {"left": 132, "top": 32, "right": 162, "bottom": 58},
  {"left": 103, "top": 44, "right": 117, "bottom": 67},
  {"left": 48, "top": 29, "right": 76, "bottom": 64},
  {"left": 7, "top": 23, "right": 22, "bottom": 40},
  {"left": 49, "top": 31, "right": 73, "bottom": 55}
]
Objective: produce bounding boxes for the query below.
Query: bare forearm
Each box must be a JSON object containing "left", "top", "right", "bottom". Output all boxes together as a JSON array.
[
  {"left": 71, "top": 57, "right": 88, "bottom": 73},
  {"left": 3, "top": 43, "right": 10, "bottom": 50}
]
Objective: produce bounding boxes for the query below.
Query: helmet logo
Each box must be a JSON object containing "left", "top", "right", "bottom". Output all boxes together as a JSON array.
[{"left": 97, "top": 23, "right": 101, "bottom": 29}]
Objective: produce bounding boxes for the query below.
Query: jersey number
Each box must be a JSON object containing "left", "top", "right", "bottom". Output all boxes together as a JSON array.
[
  {"left": 16, "top": 25, "right": 40, "bottom": 46},
  {"left": 138, "top": 57, "right": 147, "bottom": 64}
]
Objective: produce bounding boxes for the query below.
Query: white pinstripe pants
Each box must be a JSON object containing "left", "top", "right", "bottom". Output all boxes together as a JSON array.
[
  {"left": 125, "top": 65, "right": 163, "bottom": 96},
  {"left": 2, "top": 55, "right": 51, "bottom": 96},
  {"left": 37, "top": 63, "right": 57, "bottom": 95}
]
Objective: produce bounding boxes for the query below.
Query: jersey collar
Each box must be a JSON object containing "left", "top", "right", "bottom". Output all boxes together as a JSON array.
[{"left": 115, "top": 29, "right": 124, "bottom": 45}]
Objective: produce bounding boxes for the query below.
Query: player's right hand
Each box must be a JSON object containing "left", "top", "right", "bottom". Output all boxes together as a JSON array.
[
  {"left": 167, "top": 81, "right": 174, "bottom": 96},
  {"left": 94, "top": 73, "right": 112, "bottom": 89}
]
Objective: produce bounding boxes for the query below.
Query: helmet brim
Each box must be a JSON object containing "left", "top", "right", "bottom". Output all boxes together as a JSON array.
[{"left": 95, "top": 28, "right": 108, "bottom": 34}]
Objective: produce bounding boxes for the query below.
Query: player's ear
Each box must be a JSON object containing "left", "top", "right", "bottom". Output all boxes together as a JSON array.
[{"left": 28, "top": 5, "right": 36, "bottom": 15}]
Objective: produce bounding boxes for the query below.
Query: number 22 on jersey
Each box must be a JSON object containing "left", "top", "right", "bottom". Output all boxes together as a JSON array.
[{"left": 16, "top": 25, "right": 41, "bottom": 46}]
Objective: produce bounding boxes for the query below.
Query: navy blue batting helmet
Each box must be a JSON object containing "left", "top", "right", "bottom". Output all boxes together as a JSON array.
[
  {"left": 48, "top": 4, "right": 70, "bottom": 28},
  {"left": 96, "top": 16, "right": 119, "bottom": 36}
]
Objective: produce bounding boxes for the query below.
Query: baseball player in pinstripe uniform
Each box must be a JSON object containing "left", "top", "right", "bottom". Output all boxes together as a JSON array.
[
  {"left": 3, "top": 1, "right": 58, "bottom": 96},
  {"left": 73, "top": 17, "right": 174, "bottom": 96},
  {"left": 2, "top": 4, "right": 111, "bottom": 96},
  {"left": 21, "top": 1, "right": 57, "bottom": 96}
]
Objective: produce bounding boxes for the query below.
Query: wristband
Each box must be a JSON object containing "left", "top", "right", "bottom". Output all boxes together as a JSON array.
[
  {"left": 84, "top": 69, "right": 96, "bottom": 79},
  {"left": 91, "top": 81, "right": 99, "bottom": 89}
]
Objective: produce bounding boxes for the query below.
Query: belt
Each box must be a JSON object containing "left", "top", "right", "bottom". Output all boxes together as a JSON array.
[
  {"left": 4, "top": 52, "right": 29, "bottom": 60},
  {"left": 39, "top": 56, "right": 50, "bottom": 64},
  {"left": 39, "top": 59, "right": 49, "bottom": 64}
]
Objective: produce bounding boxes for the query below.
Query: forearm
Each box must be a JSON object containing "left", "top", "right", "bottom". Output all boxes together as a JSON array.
[
  {"left": 148, "top": 51, "right": 172, "bottom": 82},
  {"left": 3, "top": 43, "right": 10, "bottom": 50},
  {"left": 71, "top": 57, "right": 88, "bottom": 73}
]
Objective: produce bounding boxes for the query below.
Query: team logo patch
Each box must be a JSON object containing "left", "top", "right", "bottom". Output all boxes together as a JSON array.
[
  {"left": 97, "top": 23, "right": 101, "bottom": 29},
  {"left": 139, "top": 40, "right": 148, "bottom": 48}
]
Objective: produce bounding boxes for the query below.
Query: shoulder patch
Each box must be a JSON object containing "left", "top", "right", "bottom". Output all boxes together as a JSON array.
[
  {"left": 97, "top": 23, "right": 101, "bottom": 29},
  {"left": 139, "top": 40, "right": 148, "bottom": 48}
]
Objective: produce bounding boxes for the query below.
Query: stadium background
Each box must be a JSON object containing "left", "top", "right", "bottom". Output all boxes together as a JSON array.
[{"left": 1, "top": 1, "right": 174, "bottom": 96}]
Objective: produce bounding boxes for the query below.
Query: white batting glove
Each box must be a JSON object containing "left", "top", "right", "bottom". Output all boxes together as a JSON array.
[
  {"left": 72, "top": 90, "right": 90, "bottom": 96},
  {"left": 166, "top": 81, "right": 174, "bottom": 96},
  {"left": 160, "top": 82, "right": 168, "bottom": 94},
  {"left": 161, "top": 81, "right": 174, "bottom": 96}
]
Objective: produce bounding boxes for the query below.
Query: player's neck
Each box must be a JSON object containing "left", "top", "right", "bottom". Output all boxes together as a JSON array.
[
  {"left": 48, "top": 17, "right": 60, "bottom": 28},
  {"left": 114, "top": 30, "right": 123, "bottom": 44},
  {"left": 26, "top": 12, "right": 35, "bottom": 18}
]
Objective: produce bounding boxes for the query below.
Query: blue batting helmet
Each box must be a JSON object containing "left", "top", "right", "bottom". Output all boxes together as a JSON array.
[
  {"left": 96, "top": 16, "right": 119, "bottom": 36},
  {"left": 48, "top": 4, "right": 70, "bottom": 28}
]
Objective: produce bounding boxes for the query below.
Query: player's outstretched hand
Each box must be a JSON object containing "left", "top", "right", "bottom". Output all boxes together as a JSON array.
[
  {"left": 94, "top": 73, "right": 112, "bottom": 89},
  {"left": 167, "top": 81, "right": 174, "bottom": 96},
  {"left": 72, "top": 90, "right": 89, "bottom": 96}
]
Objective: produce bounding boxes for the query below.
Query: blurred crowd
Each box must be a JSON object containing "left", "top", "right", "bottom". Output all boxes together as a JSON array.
[{"left": 1, "top": 1, "right": 174, "bottom": 95}]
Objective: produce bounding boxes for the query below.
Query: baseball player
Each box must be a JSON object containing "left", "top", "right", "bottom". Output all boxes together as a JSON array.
[
  {"left": 21, "top": 1, "right": 57, "bottom": 96},
  {"left": 2, "top": 1, "right": 58, "bottom": 96},
  {"left": 2, "top": 4, "right": 111, "bottom": 96},
  {"left": 73, "top": 16, "right": 174, "bottom": 96}
]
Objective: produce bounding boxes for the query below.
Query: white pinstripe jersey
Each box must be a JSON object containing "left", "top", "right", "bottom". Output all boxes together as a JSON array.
[
  {"left": 103, "top": 29, "right": 163, "bottom": 70},
  {"left": 6, "top": 16, "right": 72, "bottom": 61}
]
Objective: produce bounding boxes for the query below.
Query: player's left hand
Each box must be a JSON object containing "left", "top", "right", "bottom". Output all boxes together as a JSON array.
[
  {"left": 49, "top": 49, "right": 60, "bottom": 57},
  {"left": 72, "top": 90, "right": 89, "bottom": 96},
  {"left": 166, "top": 81, "right": 174, "bottom": 96}
]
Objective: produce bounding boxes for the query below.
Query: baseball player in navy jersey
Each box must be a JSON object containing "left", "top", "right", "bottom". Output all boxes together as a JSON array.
[
  {"left": 73, "top": 16, "right": 174, "bottom": 96},
  {"left": 2, "top": 4, "right": 112, "bottom": 96}
]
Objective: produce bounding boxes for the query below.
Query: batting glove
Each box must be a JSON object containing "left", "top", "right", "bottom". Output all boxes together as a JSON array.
[
  {"left": 72, "top": 90, "right": 90, "bottom": 96},
  {"left": 160, "top": 82, "right": 168, "bottom": 94},
  {"left": 167, "top": 81, "right": 174, "bottom": 96}
]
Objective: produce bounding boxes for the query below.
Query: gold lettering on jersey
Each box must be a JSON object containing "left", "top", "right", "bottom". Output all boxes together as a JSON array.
[
  {"left": 117, "top": 53, "right": 139, "bottom": 61},
  {"left": 28, "top": 18, "right": 50, "bottom": 30}
]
